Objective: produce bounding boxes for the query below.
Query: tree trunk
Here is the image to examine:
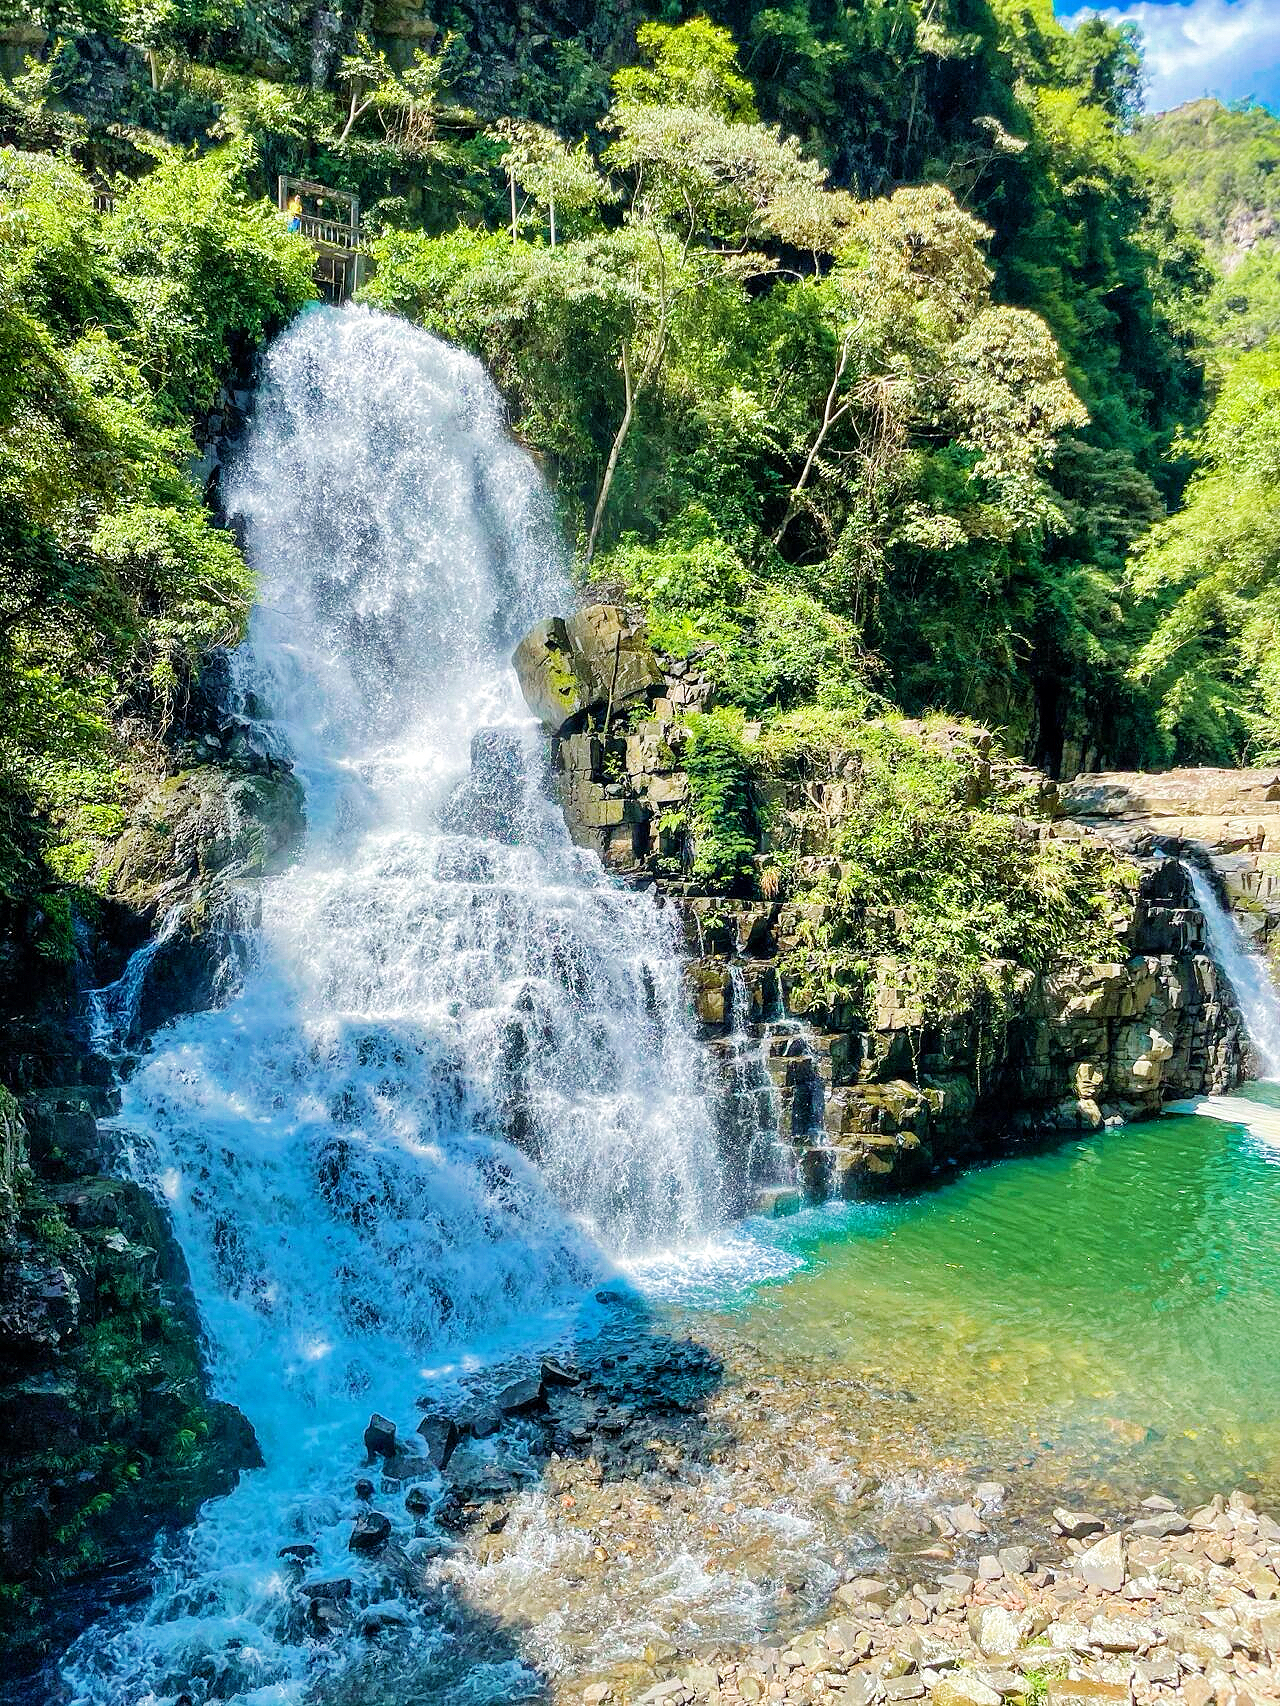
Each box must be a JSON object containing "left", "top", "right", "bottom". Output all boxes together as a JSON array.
[{"left": 585, "top": 345, "right": 635, "bottom": 566}]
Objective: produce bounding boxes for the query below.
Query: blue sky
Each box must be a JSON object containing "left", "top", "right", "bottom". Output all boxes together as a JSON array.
[{"left": 1054, "top": 0, "right": 1280, "bottom": 112}]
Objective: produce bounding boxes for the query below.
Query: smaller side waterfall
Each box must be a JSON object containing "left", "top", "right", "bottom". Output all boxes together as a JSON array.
[{"left": 1186, "top": 862, "right": 1280, "bottom": 1080}]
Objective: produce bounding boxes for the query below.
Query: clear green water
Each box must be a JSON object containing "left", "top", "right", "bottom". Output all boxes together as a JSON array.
[{"left": 713, "top": 1099, "right": 1280, "bottom": 1503}]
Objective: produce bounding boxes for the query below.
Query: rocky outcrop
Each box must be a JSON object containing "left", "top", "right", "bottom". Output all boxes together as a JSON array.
[
  {"left": 0, "top": 644, "right": 300, "bottom": 1674},
  {"left": 510, "top": 614, "right": 1249, "bottom": 1202},
  {"left": 676, "top": 862, "right": 1241, "bottom": 1199},
  {"left": 1062, "top": 768, "right": 1280, "bottom": 966},
  {"left": 0, "top": 1083, "right": 259, "bottom": 1674}
]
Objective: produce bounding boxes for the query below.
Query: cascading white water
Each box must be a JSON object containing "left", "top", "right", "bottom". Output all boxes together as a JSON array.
[
  {"left": 1186, "top": 862, "right": 1280, "bottom": 1080},
  {"left": 63, "top": 305, "right": 728, "bottom": 1705}
]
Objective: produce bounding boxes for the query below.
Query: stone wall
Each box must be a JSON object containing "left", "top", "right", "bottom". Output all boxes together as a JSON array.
[{"left": 512, "top": 608, "right": 1248, "bottom": 1204}]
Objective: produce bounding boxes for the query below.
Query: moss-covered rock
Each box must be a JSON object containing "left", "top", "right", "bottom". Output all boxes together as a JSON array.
[{"left": 0, "top": 1088, "right": 259, "bottom": 1673}]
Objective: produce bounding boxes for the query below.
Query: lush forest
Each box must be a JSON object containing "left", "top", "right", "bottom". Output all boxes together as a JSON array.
[{"left": 1, "top": 1, "right": 1279, "bottom": 956}]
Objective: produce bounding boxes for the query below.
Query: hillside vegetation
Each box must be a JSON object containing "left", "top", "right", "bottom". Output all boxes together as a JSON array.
[{"left": 0, "top": 1, "right": 1276, "bottom": 952}]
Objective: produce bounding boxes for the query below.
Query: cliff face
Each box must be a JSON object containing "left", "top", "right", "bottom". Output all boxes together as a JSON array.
[
  {"left": 1062, "top": 769, "right": 1280, "bottom": 969},
  {"left": 0, "top": 653, "right": 304, "bottom": 1680},
  {"left": 513, "top": 608, "right": 1247, "bottom": 1202}
]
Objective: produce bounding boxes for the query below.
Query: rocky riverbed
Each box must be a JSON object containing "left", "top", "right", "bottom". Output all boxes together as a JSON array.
[{"left": 274, "top": 1279, "right": 1280, "bottom": 1706}]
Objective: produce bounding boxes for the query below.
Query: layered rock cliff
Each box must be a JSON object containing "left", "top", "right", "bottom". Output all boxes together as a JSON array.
[
  {"left": 512, "top": 607, "right": 1247, "bottom": 1201},
  {"left": 1062, "top": 768, "right": 1280, "bottom": 969}
]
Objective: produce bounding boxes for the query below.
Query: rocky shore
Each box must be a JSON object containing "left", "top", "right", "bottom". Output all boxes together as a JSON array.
[
  {"left": 578, "top": 1489, "right": 1280, "bottom": 1706},
  {"left": 258, "top": 1288, "right": 1280, "bottom": 1706}
]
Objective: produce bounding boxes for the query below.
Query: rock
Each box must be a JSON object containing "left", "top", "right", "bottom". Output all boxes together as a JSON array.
[
  {"left": 541, "top": 1355, "right": 579, "bottom": 1386},
  {"left": 1044, "top": 1684, "right": 1128, "bottom": 1704},
  {"left": 349, "top": 1512, "right": 392, "bottom": 1555},
  {"left": 278, "top": 1543, "right": 317, "bottom": 1566},
  {"left": 1130, "top": 1510, "right": 1189, "bottom": 1537},
  {"left": 416, "top": 1412, "right": 459, "bottom": 1470},
  {"left": 977, "top": 1555, "right": 1003, "bottom": 1581},
  {"left": 495, "top": 1374, "right": 546, "bottom": 1415},
  {"left": 967, "top": 1606, "right": 1027, "bottom": 1656},
  {"left": 458, "top": 1405, "right": 502, "bottom": 1439},
  {"left": 929, "top": 1679, "right": 1003, "bottom": 1706},
  {"left": 837, "top": 1578, "right": 894, "bottom": 1609},
  {"left": 512, "top": 606, "right": 662, "bottom": 735},
  {"left": 298, "top": 1576, "right": 352, "bottom": 1599},
  {"left": 1088, "top": 1615, "right": 1150, "bottom": 1651},
  {"left": 1076, "top": 1532, "right": 1126, "bottom": 1592},
  {"left": 511, "top": 618, "right": 586, "bottom": 731},
  {"left": 997, "top": 1545, "right": 1032, "bottom": 1576},
  {"left": 405, "top": 1487, "right": 430, "bottom": 1517},
  {"left": 1054, "top": 1509, "right": 1105, "bottom": 1539},
  {"left": 363, "top": 1413, "right": 397, "bottom": 1463},
  {"left": 949, "top": 1503, "right": 985, "bottom": 1536},
  {"left": 360, "top": 1609, "right": 407, "bottom": 1637}
]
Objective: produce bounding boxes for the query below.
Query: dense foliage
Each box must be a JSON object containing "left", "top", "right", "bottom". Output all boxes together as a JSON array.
[
  {"left": 1129, "top": 344, "right": 1280, "bottom": 764},
  {"left": 0, "top": 0, "right": 1276, "bottom": 992},
  {"left": 0, "top": 140, "right": 313, "bottom": 957},
  {"left": 753, "top": 709, "right": 1134, "bottom": 1026}
]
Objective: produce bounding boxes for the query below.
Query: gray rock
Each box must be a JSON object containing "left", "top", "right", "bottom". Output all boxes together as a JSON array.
[
  {"left": 416, "top": 1412, "right": 459, "bottom": 1470},
  {"left": 1076, "top": 1532, "right": 1126, "bottom": 1591},
  {"left": 349, "top": 1511, "right": 392, "bottom": 1555},
  {"left": 495, "top": 1375, "right": 546, "bottom": 1414},
  {"left": 299, "top": 1576, "right": 352, "bottom": 1599},
  {"left": 1053, "top": 1508, "right": 1105, "bottom": 1539},
  {"left": 949, "top": 1503, "right": 985, "bottom": 1536},
  {"left": 363, "top": 1413, "right": 396, "bottom": 1463},
  {"left": 837, "top": 1577, "right": 894, "bottom": 1609},
  {"left": 1130, "top": 1510, "right": 1189, "bottom": 1538},
  {"left": 997, "top": 1545, "right": 1032, "bottom": 1576},
  {"left": 967, "top": 1606, "right": 1028, "bottom": 1657}
]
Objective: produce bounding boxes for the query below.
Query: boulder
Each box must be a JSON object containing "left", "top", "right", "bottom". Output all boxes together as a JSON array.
[
  {"left": 967, "top": 1605, "right": 1028, "bottom": 1656},
  {"left": 1076, "top": 1531, "right": 1126, "bottom": 1591},
  {"left": 348, "top": 1511, "right": 392, "bottom": 1555},
  {"left": 512, "top": 606, "right": 662, "bottom": 735},
  {"left": 1054, "top": 1508, "right": 1105, "bottom": 1539},
  {"left": 929, "top": 1680, "right": 1003, "bottom": 1706},
  {"left": 363, "top": 1413, "right": 397, "bottom": 1463},
  {"left": 495, "top": 1375, "right": 546, "bottom": 1415},
  {"left": 298, "top": 1576, "right": 352, "bottom": 1599},
  {"left": 416, "top": 1413, "right": 459, "bottom": 1470}
]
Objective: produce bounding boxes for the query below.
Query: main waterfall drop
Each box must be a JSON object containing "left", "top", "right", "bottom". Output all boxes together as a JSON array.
[{"left": 64, "top": 306, "right": 729, "bottom": 1703}]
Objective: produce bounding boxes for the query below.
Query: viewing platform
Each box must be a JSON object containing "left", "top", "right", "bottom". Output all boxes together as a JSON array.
[{"left": 277, "top": 175, "right": 370, "bottom": 303}]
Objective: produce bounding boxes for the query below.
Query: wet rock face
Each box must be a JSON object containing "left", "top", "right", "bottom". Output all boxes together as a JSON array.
[
  {"left": 0, "top": 1087, "right": 260, "bottom": 1675},
  {"left": 100, "top": 760, "right": 305, "bottom": 1040}
]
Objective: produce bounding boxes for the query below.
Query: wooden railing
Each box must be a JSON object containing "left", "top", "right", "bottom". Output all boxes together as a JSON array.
[{"left": 299, "top": 213, "right": 364, "bottom": 252}]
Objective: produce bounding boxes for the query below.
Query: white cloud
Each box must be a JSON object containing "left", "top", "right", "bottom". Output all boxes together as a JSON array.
[{"left": 1073, "top": 0, "right": 1280, "bottom": 111}]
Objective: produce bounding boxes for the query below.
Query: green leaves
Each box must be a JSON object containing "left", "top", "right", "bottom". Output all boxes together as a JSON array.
[
  {"left": 0, "top": 144, "right": 309, "bottom": 913},
  {"left": 1128, "top": 342, "right": 1280, "bottom": 763}
]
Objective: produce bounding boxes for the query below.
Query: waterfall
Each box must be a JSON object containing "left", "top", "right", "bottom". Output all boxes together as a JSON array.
[
  {"left": 1186, "top": 862, "right": 1280, "bottom": 1080},
  {"left": 63, "top": 306, "right": 727, "bottom": 1704}
]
